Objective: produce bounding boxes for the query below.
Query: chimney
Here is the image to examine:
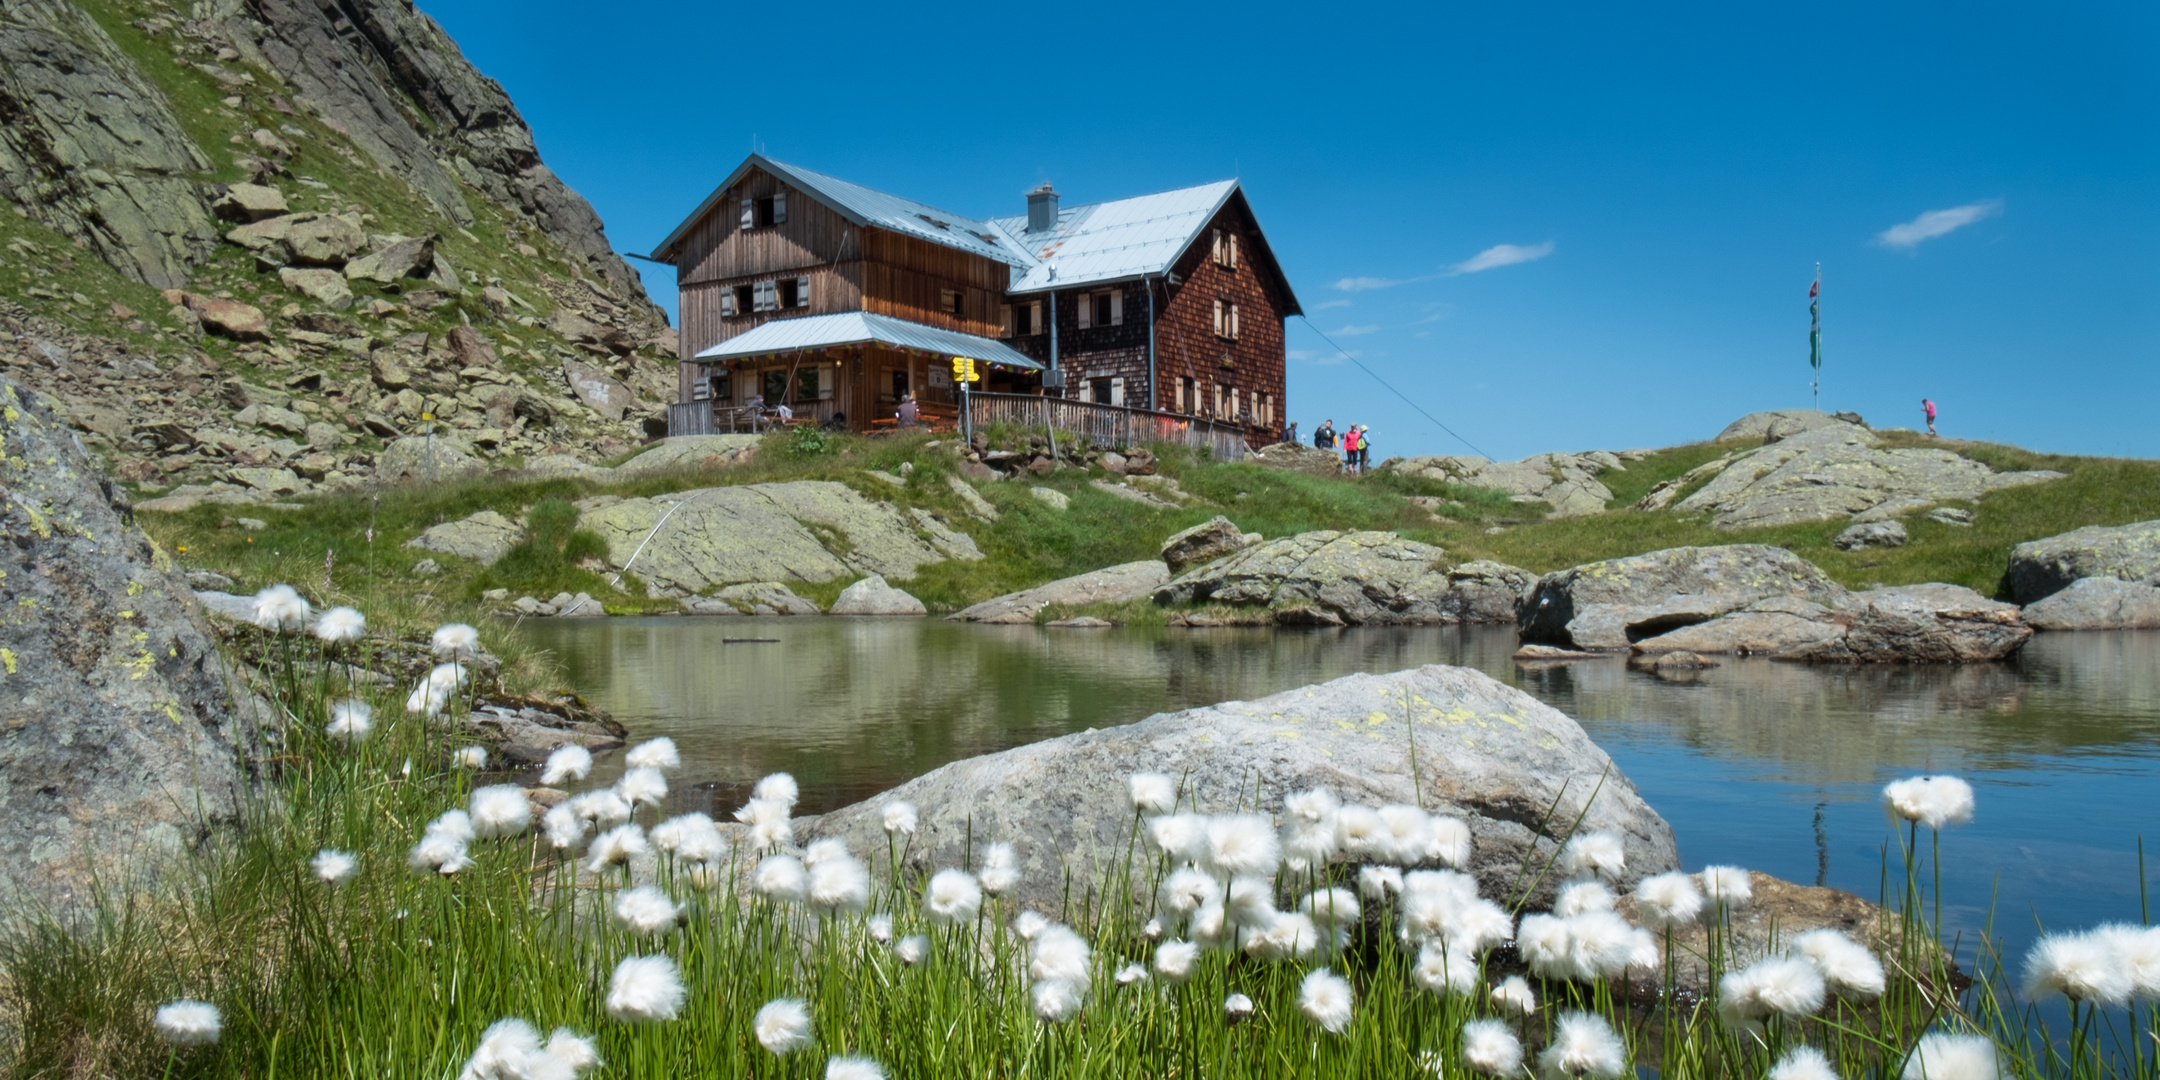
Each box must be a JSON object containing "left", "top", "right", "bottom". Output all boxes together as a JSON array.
[{"left": 1026, "top": 182, "right": 1059, "bottom": 233}]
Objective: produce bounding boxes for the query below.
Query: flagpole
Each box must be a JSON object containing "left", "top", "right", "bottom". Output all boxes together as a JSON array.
[{"left": 1809, "top": 262, "right": 1823, "bottom": 412}]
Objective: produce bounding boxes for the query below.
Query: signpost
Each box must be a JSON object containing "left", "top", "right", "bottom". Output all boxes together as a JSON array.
[{"left": 952, "top": 355, "right": 980, "bottom": 441}]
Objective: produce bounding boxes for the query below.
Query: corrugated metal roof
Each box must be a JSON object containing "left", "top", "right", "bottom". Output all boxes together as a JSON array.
[
  {"left": 691, "top": 311, "right": 1044, "bottom": 370},
  {"left": 757, "top": 159, "right": 1034, "bottom": 268},
  {"left": 989, "top": 180, "right": 1239, "bottom": 293}
]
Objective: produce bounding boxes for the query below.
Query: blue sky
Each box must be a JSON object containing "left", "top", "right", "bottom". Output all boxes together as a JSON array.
[{"left": 424, "top": 0, "right": 2156, "bottom": 460}]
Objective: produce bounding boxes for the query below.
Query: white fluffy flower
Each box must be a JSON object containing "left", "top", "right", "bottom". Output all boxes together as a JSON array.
[
  {"left": 1159, "top": 867, "right": 1222, "bottom": 917},
  {"left": 1227, "top": 875, "right": 1279, "bottom": 925},
  {"left": 1632, "top": 871, "right": 1705, "bottom": 930},
  {"left": 585, "top": 824, "right": 648, "bottom": 874},
  {"left": 2094, "top": 923, "right": 2160, "bottom": 999},
  {"left": 325, "top": 700, "right": 373, "bottom": 744},
  {"left": 808, "top": 852, "right": 871, "bottom": 914},
  {"left": 605, "top": 955, "right": 684, "bottom": 1022},
  {"left": 753, "top": 998, "right": 813, "bottom": 1055},
  {"left": 312, "top": 848, "right": 358, "bottom": 885},
  {"left": 469, "top": 785, "right": 531, "bottom": 839},
  {"left": 1128, "top": 772, "right": 1177, "bottom": 814},
  {"left": 1300, "top": 888, "right": 1360, "bottom": 926},
  {"left": 1285, "top": 785, "right": 1339, "bottom": 823},
  {"left": 867, "top": 913, "right": 893, "bottom": 943},
  {"left": 541, "top": 745, "right": 593, "bottom": 786},
  {"left": 1412, "top": 940, "right": 1478, "bottom": 995},
  {"left": 542, "top": 803, "right": 588, "bottom": 853},
  {"left": 313, "top": 605, "right": 366, "bottom": 643},
  {"left": 1335, "top": 805, "right": 1388, "bottom": 859},
  {"left": 753, "top": 772, "right": 799, "bottom": 807},
  {"left": 624, "top": 737, "right": 680, "bottom": 771},
  {"left": 826, "top": 1056, "right": 885, "bottom": 1080},
  {"left": 1791, "top": 929, "right": 1886, "bottom": 998},
  {"left": 1205, "top": 814, "right": 1281, "bottom": 878},
  {"left": 1377, "top": 804, "right": 1432, "bottom": 865},
  {"left": 1538, "top": 1011, "right": 1628, "bottom": 1079},
  {"left": 2024, "top": 931, "right": 2134, "bottom": 1004},
  {"left": 431, "top": 622, "right": 481, "bottom": 660},
  {"left": 1358, "top": 865, "right": 1403, "bottom": 899},
  {"left": 1563, "top": 910, "right": 1640, "bottom": 981},
  {"left": 1154, "top": 940, "right": 1201, "bottom": 983},
  {"left": 1144, "top": 917, "right": 1165, "bottom": 940},
  {"left": 652, "top": 813, "right": 726, "bottom": 863},
  {"left": 978, "top": 842, "right": 1019, "bottom": 896},
  {"left": 1770, "top": 1046, "right": 1841, "bottom": 1080},
  {"left": 613, "top": 885, "right": 684, "bottom": 936},
  {"left": 1425, "top": 815, "right": 1473, "bottom": 868},
  {"left": 453, "top": 745, "right": 488, "bottom": 770},
  {"left": 924, "top": 869, "right": 983, "bottom": 926},
  {"left": 1557, "top": 831, "right": 1626, "bottom": 882},
  {"left": 1461, "top": 1018, "right": 1523, "bottom": 1077},
  {"left": 409, "top": 663, "right": 469, "bottom": 716},
  {"left": 1882, "top": 775, "right": 1976, "bottom": 831},
  {"left": 542, "top": 1029, "right": 601, "bottom": 1076},
  {"left": 1699, "top": 866, "right": 1754, "bottom": 912},
  {"left": 1517, "top": 913, "right": 1575, "bottom": 979},
  {"left": 408, "top": 831, "right": 472, "bottom": 875},
  {"left": 1029, "top": 924, "right": 1093, "bottom": 986},
  {"left": 571, "top": 789, "right": 632, "bottom": 830},
  {"left": 251, "top": 584, "right": 310, "bottom": 632},
  {"left": 894, "top": 935, "right": 929, "bottom": 965},
  {"left": 1147, "top": 813, "right": 1210, "bottom": 862},
  {"left": 1554, "top": 879, "right": 1616, "bottom": 918},
  {"left": 755, "top": 855, "right": 808, "bottom": 903},
  {"left": 1032, "top": 978, "right": 1086, "bottom": 1022},
  {"left": 1014, "top": 911, "right": 1050, "bottom": 940},
  {"left": 1491, "top": 974, "right": 1537, "bottom": 1015},
  {"left": 1223, "top": 992, "right": 1255, "bottom": 1022},
  {"left": 155, "top": 999, "right": 222, "bottom": 1045},
  {"left": 1281, "top": 818, "right": 1340, "bottom": 872},
  {"left": 881, "top": 800, "right": 918, "bottom": 835},
  {"left": 427, "top": 809, "right": 476, "bottom": 843},
  {"left": 458, "top": 1017, "right": 539, "bottom": 1080},
  {"left": 1720, "top": 957, "right": 1827, "bottom": 1027},
  {"left": 1900, "top": 1034, "right": 1999, "bottom": 1080},
  {"left": 1115, "top": 962, "right": 1149, "bottom": 986},
  {"left": 1296, "top": 968, "right": 1354, "bottom": 1033},
  {"left": 617, "top": 767, "right": 667, "bottom": 809},
  {"left": 1243, "top": 912, "right": 1321, "bottom": 961}
]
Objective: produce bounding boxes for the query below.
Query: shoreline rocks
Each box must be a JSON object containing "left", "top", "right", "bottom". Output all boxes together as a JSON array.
[
  {"left": 1520, "top": 545, "right": 1843, "bottom": 650},
  {"left": 950, "top": 561, "right": 1170, "bottom": 624},
  {"left": 1674, "top": 423, "right": 2063, "bottom": 530},
  {"left": 2007, "top": 520, "right": 2160, "bottom": 605},
  {"left": 1154, "top": 530, "right": 1532, "bottom": 626}
]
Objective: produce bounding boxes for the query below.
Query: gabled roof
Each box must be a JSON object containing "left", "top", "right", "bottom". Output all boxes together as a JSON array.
[{"left": 692, "top": 311, "right": 1044, "bottom": 370}]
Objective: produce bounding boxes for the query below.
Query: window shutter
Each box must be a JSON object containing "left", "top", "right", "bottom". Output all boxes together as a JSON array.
[
  {"left": 1030, "top": 302, "right": 1042, "bottom": 334},
  {"left": 740, "top": 197, "right": 753, "bottom": 230},
  {"left": 1109, "top": 290, "right": 1123, "bottom": 325},
  {"left": 721, "top": 289, "right": 737, "bottom": 317},
  {"left": 820, "top": 365, "right": 833, "bottom": 400},
  {"left": 773, "top": 192, "right": 787, "bottom": 223},
  {"left": 1228, "top": 233, "right": 1239, "bottom": 268},
  {"left": 796, "top": 275, "right": 811, "bottom": 307},
  {"left": 1229, "top": 303, "right": 1240, "bottom": 340},
  {"left": 1000, "top": 304, "right": 1014, "bottom": 338},
  {"left": 1076, "top": 292, "right": 1091, "bottom": 329},
  {"left": 1212, "top": 299, "right": 1223, "bottom": 336},
  {"left": 1110, "top": 376, "right": 1124, "bottom": 407},
  {"left": 1211, "top": 229, "right": 1222, "bottom": 263}
]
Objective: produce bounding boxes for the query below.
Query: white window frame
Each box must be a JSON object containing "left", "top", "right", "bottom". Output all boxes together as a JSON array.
[{"left": 752, "top": 280, "right": 778, "bottom": 313}]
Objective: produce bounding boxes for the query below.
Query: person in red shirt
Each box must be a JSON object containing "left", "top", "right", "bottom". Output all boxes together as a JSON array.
[{"left": 1922, "top": 398, "right": 1938, "bottom": 435}]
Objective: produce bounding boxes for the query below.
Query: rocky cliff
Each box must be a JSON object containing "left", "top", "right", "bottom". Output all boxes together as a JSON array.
[{"left": 0, "top": 0, "right": 679, "bottom": 502}]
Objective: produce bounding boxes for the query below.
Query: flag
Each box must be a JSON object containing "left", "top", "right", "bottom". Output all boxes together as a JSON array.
[{"left": 1808, "top": 270, "right": 1821, "bottom": 372}]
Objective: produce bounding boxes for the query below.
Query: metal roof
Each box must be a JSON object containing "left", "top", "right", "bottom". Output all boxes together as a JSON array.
[
  {"left": 756, "top": 159, "right": 1033, "bottom": 268},
  {"left": 989, "top": 180, "right": 1240, "bottom": 294},
  {"left": 691, "top": 311, "right": 1044, "bottom": 370}
]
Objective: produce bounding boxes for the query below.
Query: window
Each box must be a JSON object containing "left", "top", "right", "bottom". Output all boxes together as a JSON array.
[
  {"left": 1213, "top": 383, "right": 1228, "bottom": 417},
  {"left": 1000, "top": 302, "right": 1043, "bottom": 337},
  {"left": 939, "top": 288, "right": 961, "bottom": 316},
  {"left": 1212, "top": 299, "right": 1239, "bottom": 340},
  {"left": 776, "top": 275, "right": 810, "bottom": 309},
  {"left": 709, "top": 371, "right": 731, "bottom": 403},
  {"left": 890, "top": 369, "right": 909, "bottom": 401},
  {"left": 1089, "top": 377, "right": 1112, "bottom": 404},
  {"left": 752, "top": 280, "right": 779, "bottom": 312},
  {"left": 1212, "top": 229, "right": 1239, "bottom": 269},
  {"left": 1256, "top": 392, "right": 1273, "bottom": 427},
  {"left": 721, "top": 288, "right": 739, "bottom": 317},
  {"left": 1075, "top": 289, "right": 1122, "bottom": 329},
  {"left": 741, "top": 191, "right": 787, "bottom": 229},
  {"left": 727, "top": 283, "right": 753, "bottom": 317},
  {"left": 1179, "top": 376, "right": 1196, "bottom": 413}
]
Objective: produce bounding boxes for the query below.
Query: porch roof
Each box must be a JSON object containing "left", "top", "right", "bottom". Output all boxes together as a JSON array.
[{"left": 690, "top": 311, "right": 1045, "bottom": 371}]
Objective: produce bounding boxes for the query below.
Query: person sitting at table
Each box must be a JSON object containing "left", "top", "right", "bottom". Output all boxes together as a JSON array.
[
  {"left": 822, "top": 411, "right": 847, "bottom": 432},
  {"left": 776, "top": 401, "right": 794, "bottom": 422},
  {"left": 896, "top": 393, "right": 919, "bottom": 428}
]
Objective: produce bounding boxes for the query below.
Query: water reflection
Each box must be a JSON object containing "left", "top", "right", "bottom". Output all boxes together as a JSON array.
[{"left": 519, "top": 618, "right": 2160, "bottom": 950}]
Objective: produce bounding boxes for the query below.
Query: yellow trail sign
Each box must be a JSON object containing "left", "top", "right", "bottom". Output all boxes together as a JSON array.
[{"left": 951, "top": 356, "right": 981, "bottom": 383}]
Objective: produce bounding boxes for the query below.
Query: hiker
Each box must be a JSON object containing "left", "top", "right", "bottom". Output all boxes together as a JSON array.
[
  {"left": 1314, "top": 420, "right": 1336, "bottom": 450},
  {"left": 896, "top": 393, "right": 920, "bottom": 428},
  {"left": 1922, "top": 398, "right": 1938, "bottom": 435},
  {"left": 1340, "top": 424, "right": 1361, "bottom": 475},
  {"left": 1355, "top": 425, "right": 1372, "bottom": 473},
  {"left": 1282, "top": 420, "right": 1298, "bottom": 445}
]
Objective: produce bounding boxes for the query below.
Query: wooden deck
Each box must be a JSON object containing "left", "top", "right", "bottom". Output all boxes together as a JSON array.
[{"left": 964, "top": 393, "right": 1250, "bottom": 460}]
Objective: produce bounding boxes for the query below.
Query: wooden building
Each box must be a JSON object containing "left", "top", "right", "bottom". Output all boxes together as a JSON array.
[{"left": 647, "top": 156, "right": 1301, "bottom": 440}]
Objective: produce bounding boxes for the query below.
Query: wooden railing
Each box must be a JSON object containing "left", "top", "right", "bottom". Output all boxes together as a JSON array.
[
  {"left": 668, "top": 401, "right": 830, "bottom": 436},
  {"left": 965, "top": 392, "right": 1251, "bottom": 461}
]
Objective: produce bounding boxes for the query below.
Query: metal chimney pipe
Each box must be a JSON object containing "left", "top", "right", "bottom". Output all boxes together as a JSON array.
[{"left": 1026, "top": 183, "right": 1059, "bottom": 233}]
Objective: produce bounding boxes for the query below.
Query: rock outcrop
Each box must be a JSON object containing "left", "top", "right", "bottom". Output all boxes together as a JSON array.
[
  {"left": 680, "top": 582, "right": 821, "bottom": 616},
  {"left": 949, "top": 561, "right": 1171, "bottom": 624},
  {"left": 1160, "top": 515, "right": 1252, "bottom": 572},
  {"left": 1155, "top": 531, "right": 1533, "bottom": 625},
  {"left": 1251, "top": 441, "right": 1342, "bottom": 476},
  {"left": 2021, "top": 577, "right": 2160, "bottom": 631},
  {"left": 1630, "top": 584, "right": 2031, "bottom": 663},
  {"left": 1713, "top": 409, "right": 1858, "bottom": 444},
  {"left": 830, "top": 574, "right": 927, "bottom": 616},
  {"left": 1673, "top": 424, "right": 2063, "bottom": 529},
  {"left": 1381, "top": 452, "right": 1621, "bottom": 517},
  {"left": 0, "top": 377, "right": 250, "bottom": 913},
  {"left": 1519, "top": 544, "right": 1844, "bottom": 650},
  {"left": 2006, "top": 520, "right": 2160, "bottom": 604},
  {"left": 406, "top": 509, "right": 524, "bottom": 565},
  {"left": 798, "top": 664, "right": 1678, "bottom": 912}
]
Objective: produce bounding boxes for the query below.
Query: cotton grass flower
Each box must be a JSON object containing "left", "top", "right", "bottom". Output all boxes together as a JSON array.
[
  {"left": 325, "top": 700, "right": 373, "bottom": 743},
  {"left": 409, "top": 813, "right": 474, "bottom": 875},
  {"left": 2023, "top": 930, "right": 2134, "bottom": 1004},
  {"left": 1557, "top": 831, "right": 1626, "bottom": 881},
  {"left": 1029, "top": 924, "right": 1093, "bottom": 986},
  {"left": 251, "top": 584, "right": 310, "bottom": 632},
  {"left": 753, "top": 998, "right": 813, "bottom": 1055},
  {"left": 755, "top": 855, "right": 808, "bottom": 903},
  {"left": 1242, "top": 912, "right": 1321, "bottom": 961},
  {"left": 1115, "top": 962, "right": 1149, "bottom": 986},
  {"left": 924, "top": 869, "right": 983, "bottom": 926},
  {"left": 154, "top": 999, "right": 222, "bottom": 1045},
  {"left": 867, "top": 914, "right": 893, "bottom": 943},
  {"left": 826, "top": 1057, "right": 885, "bottom": 1080},
  {"left": 1425, "top": 815, "right": 1473, "bottom": 868},
  {"left": 542, "top": 1030, "right": 601, "bottom": 1076},
  {"left": 605, "top": 955, "right": 684, "bottom": 1022},
  {"left": 469, "top": 785, "right": 531, "bottom": 838},
  {"left": 1223, "top": 992, "right": 1255, "bottom": 1023},
  {"left": 1335, "top": 804, "right": 1388, "bottom": 859},
  {"left": 1720, "top": 957, "right": 1827, "bottom": 1028},
  {"left": 1128, "top": 772, "right": 1177, "bottom": 814},
  {"left": 542, "top": 803, "right": 588, "bottom": 853},
  {"left": 431, "top": 622, "right": 481, "bottom": 660},
  {"left": 1159, "top": 867, "right": 1222, "bottom": 917},
  {"left": 613, "top": 885, "right": 684, "bottom": 936},
  {"left": 894, "top": 935, "right": 929, "bottom": 965},
  {"left": 1699, "top": 865, "right": 1753, "bottom": 913},
  {"left": 1790, "top": 929, "right": 1886, "bottom": 998},
  {"left": 881, "top": 800, "right": 917, "bottom": 835},
  {"left": 1770, "top": 1046, "right": 1842, "bottom": 1080},
  {"left": 1461, "top": 1017, "right": 1524, "bottom": 1077},
  {"left": 1154, "top": 940, "right": 1201, "bottom": 983},
  {"left": 1144, "top": 917, "right": 1164, "bottom": 939},
  {"left": 1285, "top": 785, "right": 1338, "bottom": 823},
  {"left": 1032, "top": 978, "right": 1085, "bottom": 1022},
  {"left": 2093, "top": 923, "right": 2160, "bottom": 998},
  {"left": 1281, "top": 818, "right": 1340, "bottom": 871},
  {"left": 978, "top": 842, "right": 1019, "bottom": 895},
  {"left": 753, "top": 772, "right": 799, "bottom": 807},
  {"left": 617, "top": 767, "right": 667, "bottom": 809},
  {"left": 1147, "top": 813, "right": 1209, "bottom": 862},
  {"left": 541, "top": 745, "right": 593, "bottom": 786},
  {"left": 1561, "top": 910, "right": 1639, "bottom": 981},
  {"left": 1300, "top": 887, "right": 1360, "bottom": 926},
  {"left": 1358, "top": 864, "right": 1403, "bottom": 899},
  {"left": 313, "top": 605, "right": 366, "bottom": 643},
  {"left": 408, "top": 663, "right": 467, "bottom": 716},
  {"left": 808, "top": 852, "right": 871, "bottom": 914},
  {"left": 624, "top": 737, "right": 680, "bottom": 771},
  {"left": 1554, "top": 879, "right": 1616, "bottom": 917},
  {"left": 1412, "top": 940, "right": 1477, "bottom": 995},
  {"left": 571, "top": 789, "right": 632, "bottom": 830},
  {"left": 312, "top": 848, "right": 358, "bottom": 886},
  {"left": 1491, "top": 975, "right": 1537, "bottom": 1015},
  {"left": 1900, "top": 1033, "right": 1999, "bottom": 1080},
  {"left": 1882, "top": 775, "right": 1976, "bottom": 831},
  {"left": 1013, "top": 911, "right": 1050, "bottom": 940},
  {"left": 1293, "top": 967, "right": 1354, "bottom": 1032},
  {"left": 1538, "top": 1011, "right": 1628, "bottom": 1079},
  {"left": 652, "top": 813, "right": 725, "bottom": 863},
  {"left": 457, "top": 1018, "right": 539, "bottom": 1080},
  {"left": 586, "top": 824, "right": 648, "bottom": 874},
  {"left": 453, "top": 745, "right": 488, "bottom": 770},
  {"left": 1376, "top": 804, "right": 1432, "bottom": 864},
  {"left": 1227, "top": 875, "right": 1278, "bottom": 925},
  {"left": 1205, "top": 814, "right": 1281, "bottom": 878},
  {"left": 1632, "top": 870, "right": 1705, "bottom": 930}
]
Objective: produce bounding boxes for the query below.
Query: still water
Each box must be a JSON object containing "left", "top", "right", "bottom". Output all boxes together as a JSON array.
[{"left": 518, "top": 618, "right": 2160, "bottom": 953}]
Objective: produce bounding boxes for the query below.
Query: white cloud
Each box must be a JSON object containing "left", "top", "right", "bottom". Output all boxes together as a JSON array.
[
  {"left": 1874, "top": 199, "right": 2003, "bottom": 249},
  {"left": 1446, "top": 241, "right": 1555, "bottom": 276},
  {"left": 1290, "top": 348, "right": 1358, "bottom": 366},
  {"left": 1330, "top": 324, "right": 1380, "bottom": 336},
  {"left": 1331, "top": 276, "right": 1402, "bottom": 292},
  {"left": 1315, "top": 298, "right": 1353, "bottom": 309}
]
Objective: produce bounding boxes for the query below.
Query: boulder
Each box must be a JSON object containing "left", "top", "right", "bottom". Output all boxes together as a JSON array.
[
  {"left": 797, "top": 664, "right": 1678, "bottom": 913},
  {"left": 1252, "top": 441, "right": 1342, "bottom": 476},
  {"left": 182, "top": 294, "right": 266, "bottom": 340},
  {"left": 447, "top": 325, "right": 499, "bottom": 369},
  {"left": 285, "top": 213, "right": 366, "bottom": 266},
  {"left": 1160, "top": 515, "right": 1249, "bottom": 572},
  {"left": 681, "top": 582, "right": 821, "bottom": 616},
  {"left": 950, "top": 561, "right": 1171, "bottom": 624},
  {"left": 611, "top": 434, "right": 760, "bottom": 476},
  {"left": 370, "top": 350, "right": 413, "bottom": 391},
  {"left": 405, "top": 510, "right": 525, "bottom": 565},
  {"left": 2006, "top": 520, "right": 2160, "bottom": 603},
  {"left": 1029, "top": 487, "right": 1070, "bottom": 510},
  {"left": 1714, "top": 409, "right": 1855, "bottom": 444},
  {"left": 344, "top": 234, "right": 435, "bottom": 283},
  {"left": 1617, "top": 871, "right": 1905, "bottom": 998},
  {"left": 0, "top": 376, "right": 250, "bottom": 914},
  {"left": 1674, "top": 424, "right": 2064, "bottom": 530},
  {"left": 581, "top": 482, "right": 949, "bottom": 597},
  {"left": 278, "top": 266, "right": 353, "bottom": 309},
  {"left": 830, "top": 574, "right": 927, "bottom": 616},
  {"left": 1832, "top": 519, "right": 1907, "bottom": 551},
  {"left": 908, "top": 509, "right": 984, "bottom": 562},
  {"left": 2020, "top": 577, "right": 2160, "bottom": 631},
  {"left": 562, "top": 358, "right": 634, "bottom": 420},
  {"left": 1519, "top": 544, "right": 1844, "bottom": 650},
  {"left": 1157, "top": 531, "right": 1531, "bottom": 626},
  {"left": 1381, "top": 452, "right": 1614, "bottom": 517},
  {"left": 212, "top": 183, "right": 287, "bottom": 222},
  {"left": 375, "top": 434, "right": 481, "bottom": 484},
  {"left": 1630, "top": 584, "right": 2031, "bottom": 664},
  {"left": 946, "top": 474, "right": 1000, "bottom": 521},
  {"left": 227, "top": 466, "right": 303, "bottom": 494}
]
